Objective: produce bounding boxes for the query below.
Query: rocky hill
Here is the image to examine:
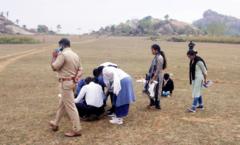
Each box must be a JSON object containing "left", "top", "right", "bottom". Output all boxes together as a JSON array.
[
  {"left": 193, "top": 10, "right": 240, "bottom": 36},
  {"left": 92, "top": 16, "right": 201, "bottom": 36},
  {"left": 0, "top": 15, "right": 33, "bottom": 35}
]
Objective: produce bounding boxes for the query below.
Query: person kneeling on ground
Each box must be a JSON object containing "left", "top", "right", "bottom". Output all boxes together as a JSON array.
[
  {"left": 75, "top": 77, "right": 105, "bottom": 121},
  {"left": 74, "top": 66, "right": 108, "bottom": 98},
  {"left": 162, "top": 73, "right": 174, "bottom": 97}
]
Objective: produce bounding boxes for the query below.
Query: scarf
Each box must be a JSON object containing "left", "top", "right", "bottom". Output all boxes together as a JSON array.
[
  {"left": 189, "top": 56, "right": 207, "bottom": 84},
  {"left": 102, "top": 67, "right": 129, "bottom": 95}
]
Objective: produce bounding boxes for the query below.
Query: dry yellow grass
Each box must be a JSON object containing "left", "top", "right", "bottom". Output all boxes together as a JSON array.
[{"left": 0, "top": 36, "right": 240, "bottom": 145}]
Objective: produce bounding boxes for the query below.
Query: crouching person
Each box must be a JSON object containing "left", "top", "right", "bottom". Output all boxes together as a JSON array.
[
  {"left": 75, "top": 77, "right": 105, "bottom": 121},
  {"left": 162, "top": 73, "right": 174, "bottom": 97}
]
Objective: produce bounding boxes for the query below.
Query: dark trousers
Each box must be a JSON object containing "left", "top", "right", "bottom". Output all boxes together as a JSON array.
[
  {"left": 111, "top": 94, "right": 129, "bottom": 117},
  {"left": 104, "top": 92, "right": 116, "bottom": 112},
  {"left": 149, "top": 79, "right": 161, "bottom": 108},
  {"left": 75, "top": 101, "right": 104, "bottom": 118}
]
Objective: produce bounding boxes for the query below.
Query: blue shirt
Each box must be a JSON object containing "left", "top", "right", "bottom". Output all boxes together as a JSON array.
[
  {"left": 96, "top": 76, "right": 105, "bottom": 88},
  {"left": 76, "top": 79, "right": 86, "bottom": 96}
]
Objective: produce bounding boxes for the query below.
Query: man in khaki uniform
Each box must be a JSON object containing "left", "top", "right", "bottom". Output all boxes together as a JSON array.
[{"left": 49, "top": 38, "right": 82, "bottom": 137}]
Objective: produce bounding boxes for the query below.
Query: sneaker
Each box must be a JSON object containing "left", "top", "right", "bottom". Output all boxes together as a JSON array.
[
  {"left": 142, "top": 90, "right": 149, "bottom": 95},
  {"left": 187, "top": 108, "right": 196, "bottom": 113},
  {"left": 109, "top": 117, "right": 123, "bottom": 125},
  {"left": 86, "top": 115, "right": 99, "bottom": 121},
  {"left": 155, "top": 105, "right": 161, "bottom": 110},
  {"left": 107, "top": 108, "right": 114, "bottom": 115},
  {"left": 196, "top": 105, "right": 204, "bottom": 110},
  {"left": 108, "top": 113, "right": 116, "bottom": 117},
  {"left": 80, "top": 116, "right": 88, "bottom": 121},
  {"left": 155, "top": 100, "right": 161, "bottom": 110}
]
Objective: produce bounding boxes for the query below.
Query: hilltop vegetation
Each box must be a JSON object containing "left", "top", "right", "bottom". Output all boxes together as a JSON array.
[
  {"left": 92, "top": 10, "right": 240, "bottom": 37},
  {"left": 167, "top": 36, "right": 240, "bottom": 44},
  {"left": 92, "top": 16, "right": 200, "bottom": 36},
  {"left": 0, "top": 13, "right": 56, "bottom": 35},
  {"left": 0, "top": 36, "right": 39, "bottom": 44},
  {"left": 0, "top": 15, "right": 33, "bottom": 35},
  {"left": 193, "top": 10, "right": 240, "bottom": 36}
]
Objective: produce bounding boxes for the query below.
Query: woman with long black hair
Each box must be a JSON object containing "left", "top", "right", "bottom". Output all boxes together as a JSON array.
[
  {"left": 145, "top": 44, "right": 167, "bottom": 109},
  {"left": 187, "top": 49, "right": 208, "bottom": 113}
]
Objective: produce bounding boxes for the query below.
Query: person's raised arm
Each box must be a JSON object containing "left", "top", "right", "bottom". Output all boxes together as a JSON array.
[{"left": 51, "top": 53, "right": 64, "bottom": 71}]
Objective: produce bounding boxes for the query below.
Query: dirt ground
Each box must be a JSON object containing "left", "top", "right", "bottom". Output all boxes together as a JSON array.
[{"left": 0, "top": 36, "right": 240, "bottom": 145}]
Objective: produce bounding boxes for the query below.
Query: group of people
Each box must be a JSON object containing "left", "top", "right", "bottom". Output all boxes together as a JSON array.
[
  {"left": 74, "top": 62, "right": 135, "bottom": 125},
  {"left": 48, "top": 38, "right": 208, "bottom": 137}
]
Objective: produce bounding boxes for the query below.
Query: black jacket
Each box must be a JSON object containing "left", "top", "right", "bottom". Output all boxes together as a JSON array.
[{"left": 162, "top": 79, "right": 174, "bottom": 94}]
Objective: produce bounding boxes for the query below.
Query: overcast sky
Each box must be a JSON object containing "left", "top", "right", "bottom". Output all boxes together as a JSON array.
[{"left": 1, "top": 0, "right": 240, "bottom": 34}]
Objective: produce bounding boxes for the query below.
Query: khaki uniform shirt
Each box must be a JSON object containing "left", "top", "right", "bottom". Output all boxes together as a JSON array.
[{"left": 52, "top": 47, "right": 81, "bottom": 78}]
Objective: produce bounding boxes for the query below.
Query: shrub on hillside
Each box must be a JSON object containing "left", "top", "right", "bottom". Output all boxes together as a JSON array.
[{"left": 0, "top": 36, "right": 40, "bottom": 44}]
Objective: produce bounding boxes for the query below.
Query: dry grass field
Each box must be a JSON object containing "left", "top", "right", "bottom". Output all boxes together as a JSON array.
[{"left": 0, "top": 36, "right": 240, "bottom": 145}]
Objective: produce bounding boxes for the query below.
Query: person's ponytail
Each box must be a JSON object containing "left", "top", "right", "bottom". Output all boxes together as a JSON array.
[
  {"left": 151, "top": 44, "right": 167, "bottom": 70},
  {"left": 160, "top": 50, "right": 167, "bottom": 70}
]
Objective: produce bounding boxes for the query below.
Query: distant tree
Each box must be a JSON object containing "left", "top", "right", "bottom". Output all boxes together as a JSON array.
[
  {"left": 37, "top": 25, "right": 49, "bottom": 33},
  {"left": 164, "top": 14, "right": 169, "bottom": 21},
  {"left": 22, "top": 25, "right": 27, "bottom": 29},
  {"left": 119, "top": 23, "right": 131, "bottom": 34},
  {"left": 0, "top": 12, "right": 3, "bottom": 16},
  {"left": 6, "top": 11, "right": 9, "bottom": 18},
  {"left": 139, "top": 16, "right": 154, "bottom": 34},
  {"left": 16, "top": 19, "right": 19, "bottom": 25},
  {"left": 110, "top": 25, "right": 115, "bottom": 33},
  {"left": 206, "top": 22, "right": 226, "bottom": 36},
  {"left": 56, "top": 24, "right": 62, "bottom": 33}
]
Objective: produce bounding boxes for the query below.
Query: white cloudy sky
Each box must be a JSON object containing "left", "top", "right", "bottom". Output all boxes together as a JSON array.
[{"left": 1, "top": 0, "right": 240, "bottom": 34}]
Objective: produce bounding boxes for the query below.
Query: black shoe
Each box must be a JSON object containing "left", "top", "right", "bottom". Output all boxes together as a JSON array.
[
  {"left": 149, "top": 99, "right": 155, "bottom": 106},
  {"left": 80, "top": 116, "right": 89, "bottom": 121},
  {"left": 107, "top": 107, "right": 114, "bottom": 115},
  {"left": 87, "top": 114, "right": 99, "bottom": 121},
  {"left": 196, "top": 105, "right": 204, "bottom": 110},
  {"left": 155, "top": 105, "right": 161, "bottom": 110},
  {"left": 142, "top": 89, "right": 149, "bottom": 95},
  {"left": 155, "top": 100, "right": 161, "bottom": 110}
]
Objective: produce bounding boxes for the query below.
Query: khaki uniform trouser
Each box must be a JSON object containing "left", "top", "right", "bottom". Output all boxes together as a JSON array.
[{"left": 53, "top": 80, "right": 81, "bottom": 132}]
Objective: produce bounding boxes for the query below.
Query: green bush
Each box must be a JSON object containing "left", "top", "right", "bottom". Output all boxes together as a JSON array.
[
  {"left": 0, "top": 36, "right": 40, "bottom": 44},
  {"left": 167, "top": 36, "right": 240, "bottom": 44}
]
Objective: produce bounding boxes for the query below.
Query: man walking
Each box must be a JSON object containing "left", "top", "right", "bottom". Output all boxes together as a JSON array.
[{"left": 49, "top": 38, "right": 82, "bottom": 137}]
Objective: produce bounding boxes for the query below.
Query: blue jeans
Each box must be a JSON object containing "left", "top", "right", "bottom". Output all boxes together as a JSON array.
[
  {"left": 162, "top": 91, "right": 170, "bottom": 97},
  {"left": 191, "top": 96, "right": 203, "bottom": 110}
]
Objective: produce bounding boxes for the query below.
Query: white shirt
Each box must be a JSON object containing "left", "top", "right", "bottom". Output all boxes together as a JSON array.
[{"left": 74, "top": 82, "right": 105, "bottom": 108}]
